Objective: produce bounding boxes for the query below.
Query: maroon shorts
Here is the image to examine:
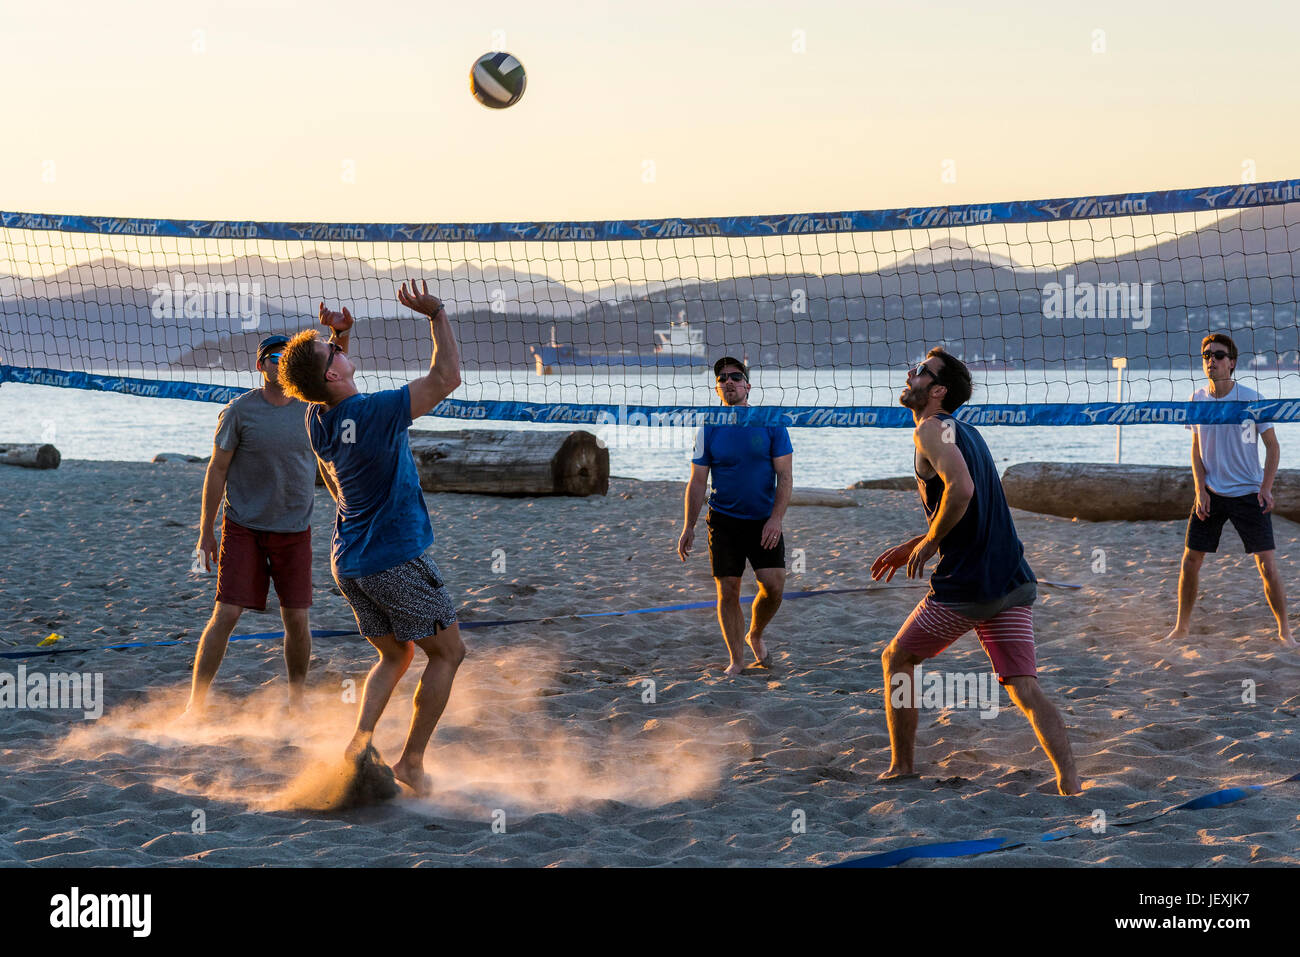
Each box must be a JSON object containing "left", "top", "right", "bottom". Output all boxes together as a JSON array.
[
  {"left": 892, "top": 595, "right": 1037, "bottom": 682},
  {"left": 216, "top": 515, "right": 313, "bottom": 610}
]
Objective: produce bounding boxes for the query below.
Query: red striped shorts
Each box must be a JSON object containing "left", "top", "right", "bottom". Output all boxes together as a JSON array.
[{"left": 893, "top": 595, "right": 1037, "bottom": 682}]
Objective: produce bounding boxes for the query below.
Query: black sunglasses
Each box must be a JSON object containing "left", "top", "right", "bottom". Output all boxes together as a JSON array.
[
  {"left": 716, "top": 372, "right": 747, "bottom": 383},
  {"left": 324, "top": 341, "right": 342, "bottom": 381},
  {"left": 909, "top": 362, "right": 937, "bottom": 381},
  {"left": 1201, "top": 350, "right": 1231, "bottom": 362}
]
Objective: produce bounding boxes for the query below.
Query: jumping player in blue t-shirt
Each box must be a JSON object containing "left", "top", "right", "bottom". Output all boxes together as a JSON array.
[
  {"left": 278, "top": 280, "right": 465, "bottom": 795},
  {"left": 678, "top": 356, "right": 793, "bottom": 676}
]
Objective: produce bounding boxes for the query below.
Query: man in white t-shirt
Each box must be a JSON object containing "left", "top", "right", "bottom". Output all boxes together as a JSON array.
[{"left": 1164, "top": 333, "right": 1293, "bottom": 646}]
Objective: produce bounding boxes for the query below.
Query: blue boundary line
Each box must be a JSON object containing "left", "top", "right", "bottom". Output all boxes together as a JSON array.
[
  {"left": 829, "top": 771, "right": 1300, "bottom": 868},
  {"left": 5, "top": 365, "right": 1300, "bottom": 428},
  {"left": 0, "top": 584, "right": 932, "bottom": 660},
  {"left": 0, "top": 581, "right": 1090, "bottom": 661}
]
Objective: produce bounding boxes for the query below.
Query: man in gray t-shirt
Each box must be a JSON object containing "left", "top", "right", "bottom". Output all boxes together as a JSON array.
[
  {"left": 185, "top": 325, "right": 344, "bottom": 713},
  {"left": 1164, "top": 333, "right": 1292, "bottom": 647}
]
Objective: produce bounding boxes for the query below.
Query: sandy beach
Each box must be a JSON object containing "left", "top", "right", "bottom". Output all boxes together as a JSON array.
[{"left": 0, "top": 459, "right": 1297, "bottom": 867}]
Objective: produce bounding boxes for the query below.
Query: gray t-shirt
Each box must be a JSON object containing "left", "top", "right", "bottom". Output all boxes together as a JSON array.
[
  {"left": 1187, "top": 382, "right": 1273, "bottom": 497},
  {"left": 214, "top": 390, "right": 316, "bottom": 533}
]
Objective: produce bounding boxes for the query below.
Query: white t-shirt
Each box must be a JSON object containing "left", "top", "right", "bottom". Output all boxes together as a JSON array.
[{"left": 1187, "top": 382, "right": 1273, "bottom": 497}]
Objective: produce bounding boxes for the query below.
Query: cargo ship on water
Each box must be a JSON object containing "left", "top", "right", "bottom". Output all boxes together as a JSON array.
[{"left": 531, "top": 313, "right": 708, "bottom": 374}]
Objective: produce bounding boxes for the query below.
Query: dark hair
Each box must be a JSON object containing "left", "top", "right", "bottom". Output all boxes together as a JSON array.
[
  {"left": 1201, "top": 333, "right": 1238, "bottom": 363},
  {"left": 278, "top": 329, "right": 333, "bottom": 404},
  {"left": 926, "top": 347, "right": 973, "bottom": 412}
]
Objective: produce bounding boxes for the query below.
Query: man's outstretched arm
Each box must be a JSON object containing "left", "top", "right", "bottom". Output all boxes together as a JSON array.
[{"left": 401, "top": 279, "right": 462, "bottom": 419}]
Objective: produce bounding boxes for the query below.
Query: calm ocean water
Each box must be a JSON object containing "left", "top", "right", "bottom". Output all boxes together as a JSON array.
[{"left": 2, "top": 368, "right": 1298, "bottom": 488}]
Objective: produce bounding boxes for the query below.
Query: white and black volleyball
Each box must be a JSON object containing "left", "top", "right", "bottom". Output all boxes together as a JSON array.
[{"left": 470, "top": 52, "right": 527, "bottom": 109}]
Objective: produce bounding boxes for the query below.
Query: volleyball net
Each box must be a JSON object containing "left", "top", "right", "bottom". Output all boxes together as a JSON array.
[{"left": 2, "top": 179, "right": 1299, "bottom": 428}]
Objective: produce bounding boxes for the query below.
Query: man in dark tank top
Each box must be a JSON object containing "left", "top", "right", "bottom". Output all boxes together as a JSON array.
[{"left": 870, "top": 348, "right": 1082, "bottom": 796}]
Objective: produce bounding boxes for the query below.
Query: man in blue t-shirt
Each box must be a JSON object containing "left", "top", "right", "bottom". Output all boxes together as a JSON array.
[
  {"left": 678, "top": 356, "right": 793, "bottom": 676},
  {"left": 278, "top": 280, "right": 465, "bottom": 795}
]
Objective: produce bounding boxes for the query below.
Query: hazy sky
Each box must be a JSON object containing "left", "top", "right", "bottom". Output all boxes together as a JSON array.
[{"left": 2, "top": 0, "right": 1297, "bottom": 225}]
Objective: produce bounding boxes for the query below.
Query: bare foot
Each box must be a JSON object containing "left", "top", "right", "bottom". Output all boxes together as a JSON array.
[
  {"left": 722, "top": 662, "right": 744, "bottom": 677},
  {"left": 745, "top": 632, "right": 769, "bottom": 668},
  {"left": 392, "top": 757, "right": 433, "bottom": 797},
  {"left": 1057, "top": 775, "right": 1083, "bottom": 796},
  {"left": 1161, "top": 626, "right": 1188, "bottom": 642},
  {"left": 877, "top": 767, "right": 920, "bottom": 783},
  {"left": 343, "top": 732, "right": 373, "bottom": 765}
]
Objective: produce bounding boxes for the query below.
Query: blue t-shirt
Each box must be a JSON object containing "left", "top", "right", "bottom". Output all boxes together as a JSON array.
[
  {"left": 691, "top": 424, "right": 793, "bottom": 520},
  {"left": 307, "top": 385, "right": 434, "bottom": 578}
]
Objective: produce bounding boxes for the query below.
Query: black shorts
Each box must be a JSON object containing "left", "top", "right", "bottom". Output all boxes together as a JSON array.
[
  {"left": 1185, "top": 489, "right": 1275, "bottom": 554},
  {"left": 706, "top": 508, "right": 785, "bottom": 579}
]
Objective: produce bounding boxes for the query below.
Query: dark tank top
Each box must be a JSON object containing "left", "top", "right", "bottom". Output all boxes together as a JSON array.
[{"left": 916, "top": 414, "right": 1035, "bottom": 604}]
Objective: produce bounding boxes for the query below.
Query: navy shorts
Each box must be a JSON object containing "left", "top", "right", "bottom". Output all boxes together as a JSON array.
[
  {"left": 335, "top": 552, "right": 458, "bottom": 643},
  {"left": 1186, "top": 490, "right": 1275, "bottom": 554},
  {"left": 706, "top": 508, "right": 785, "bottom": 579}
]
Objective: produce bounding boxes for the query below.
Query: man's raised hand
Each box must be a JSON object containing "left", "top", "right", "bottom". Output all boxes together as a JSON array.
[
  {"left": 319, "top": 302, "right": 354, "bottom": 335},
  {"left": 398, "top": 279, "right": 445, "bottom": 319}
]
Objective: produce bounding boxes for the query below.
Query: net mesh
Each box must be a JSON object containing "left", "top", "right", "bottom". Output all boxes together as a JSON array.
[{"left": 2, "top": 181, "right": 1298, "bottom": 426}]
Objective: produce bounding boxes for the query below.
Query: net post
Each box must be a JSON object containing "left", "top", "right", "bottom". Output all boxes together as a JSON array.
[{"left": 1111, "top": 356, "right": 1128, "bottom": 463}]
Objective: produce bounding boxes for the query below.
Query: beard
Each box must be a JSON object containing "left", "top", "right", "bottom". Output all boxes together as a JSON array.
[{"left": 899, "top": 384, "right": 930, "bottom": 410}]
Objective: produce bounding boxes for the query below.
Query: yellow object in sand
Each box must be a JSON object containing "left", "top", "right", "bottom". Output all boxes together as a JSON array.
[{"left": 37, "top": 633, "right": 64, "bottom": 647}]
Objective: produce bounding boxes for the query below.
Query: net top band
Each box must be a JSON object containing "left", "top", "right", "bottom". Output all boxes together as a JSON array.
[{"left": 2, "top": 179, "right": 1298, "bottom": 244}]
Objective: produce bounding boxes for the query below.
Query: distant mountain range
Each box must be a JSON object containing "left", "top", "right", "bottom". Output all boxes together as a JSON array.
[{"left": 2, "top": 204, "right": 1296, "bottom": 372}]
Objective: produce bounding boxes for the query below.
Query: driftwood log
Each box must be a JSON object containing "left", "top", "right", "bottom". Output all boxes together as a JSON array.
[
  {"left": 0, "top": 443, "right": 60, "bottom": 470},
  {"left": 1002, "top": 462, "right": 1300, "bottom": 523},
  {"left": 851, "top": 476, "right": 915, "bottom": 491},
  {"left": 408, "top": 429, "right": 608, "bottom": 496},
  {"left": 789, "top": 489, "right": 859, "bottom": 508}
]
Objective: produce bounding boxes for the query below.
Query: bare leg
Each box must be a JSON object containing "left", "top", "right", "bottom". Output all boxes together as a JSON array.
[
  {"left": 1163, "top": 548, "right": 1205, "bottom": 641},
  {"left": 746, "top": 567, "right": 785, "bottom": 666},
  {"left": 879, "top": 640, "right": 924, "bottom": 779},
  {"left": 392, "top": 624, "right": 467, "bottom": 794},
  {"left": 1253, "top": 550, "right": 1295, "bottom": 646},
  {"left": 186, "top": 601, "right": 244, "bottom": 713},
  {"left": 280, "top": 606, "right": 312, "bottom": 707},
  {"left": 345, "top": 633, "right": 414, "bottom": 760},
  {"left": 714, "top": 577, "right": 746, "bottom": 676},
  {"left": 1003, "top": 676, "right": 1082, "bottom": 795}
]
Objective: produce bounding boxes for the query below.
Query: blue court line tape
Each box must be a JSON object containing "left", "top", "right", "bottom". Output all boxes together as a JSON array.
[
  {"left": 0, "top": 580, "right": 1083, "bottom": 660},
  {"left": 0, "top": 629, "right": 359, "bottom": 660},
  {"left": 830, "top": 771, "right": 1300, "bottom": 868}
]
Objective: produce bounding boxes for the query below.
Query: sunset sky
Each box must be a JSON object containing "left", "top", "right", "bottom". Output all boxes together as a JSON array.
[{"left": 2, "top": 0, "right": 1296, "bottom": 226}]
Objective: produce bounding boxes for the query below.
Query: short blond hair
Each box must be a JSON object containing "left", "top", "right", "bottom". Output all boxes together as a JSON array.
[{"left": 278, "top": 329, "right": 333, "bottom": 404}]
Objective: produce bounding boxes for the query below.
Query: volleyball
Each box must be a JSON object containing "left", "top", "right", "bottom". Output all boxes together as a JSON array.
[{"left": 470, "top": 52, "right": 527, "bottom": 109}]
